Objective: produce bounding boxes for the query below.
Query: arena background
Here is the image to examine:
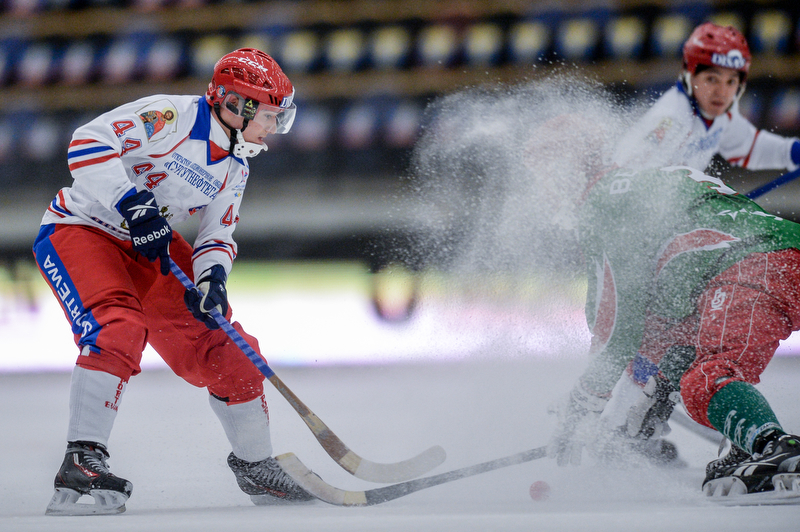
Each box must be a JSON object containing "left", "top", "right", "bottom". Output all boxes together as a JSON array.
[{"left": 2, "top": 0, "right": 800, "bottom": 370}]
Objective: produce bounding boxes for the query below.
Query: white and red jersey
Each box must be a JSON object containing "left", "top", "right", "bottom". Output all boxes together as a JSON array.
[
  {"left": 41, "top": 94, "right": 250, "bottom": 280},
  {"left": 614, "top": 82, "right": 799, "bottom": 173}
]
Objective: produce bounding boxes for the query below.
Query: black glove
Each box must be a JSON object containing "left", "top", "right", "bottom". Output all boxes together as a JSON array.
[
  {"left": 119, "top": 190, "right": 172, "bottom": 275},
  {"left": 184, "top": 265, "right": 228, "bottom": 330}
]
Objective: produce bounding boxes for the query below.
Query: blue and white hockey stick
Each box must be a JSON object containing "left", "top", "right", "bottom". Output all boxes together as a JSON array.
[
  {"left": 169, "top": 259, "right": 446, "bottom": 483},
  {"left": 746, "top": 168, "right": 800, "bottom": 199}
]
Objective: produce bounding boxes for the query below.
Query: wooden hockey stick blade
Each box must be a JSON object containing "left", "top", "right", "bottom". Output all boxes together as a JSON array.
[
  {"left": 268, "top": 373, "right": 446, "bottom": 482},
  {"left": 169, "top": 259, "right": 445, "bottom": 483},
  {"left": 277, "top": 446, "right": 548, "bottom": 507}
]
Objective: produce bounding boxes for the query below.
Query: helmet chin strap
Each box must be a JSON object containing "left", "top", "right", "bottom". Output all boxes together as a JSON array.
[
  {"left": 232, "top": 124, "right": 268, "bottom": 159},
  {"left": 213, "top": 103, "right": 268, "bottom": 159}
]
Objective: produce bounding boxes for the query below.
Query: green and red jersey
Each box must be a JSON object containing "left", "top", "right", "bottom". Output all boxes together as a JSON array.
[{"left": 578, "top": 165, "right": 800, "bottom": 395}]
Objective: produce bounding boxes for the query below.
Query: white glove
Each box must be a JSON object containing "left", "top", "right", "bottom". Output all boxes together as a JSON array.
[
  {"left": 548, "top": 384, "right": 609, "bottom": 466},
  {"left": 625, "top": 375, "right": 680, "bottom": 440}
]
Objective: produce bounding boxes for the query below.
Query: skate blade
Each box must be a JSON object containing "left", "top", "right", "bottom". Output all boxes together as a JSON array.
[
  {"left": 250, "top": 494, "right": 317, "bottom": 506},
  {"left": 704, "top": 474, "right": 800, "bottom": 506},
  {"left": 45, "top": 487, "right": 128, "bottom": 516},
  {"left": 772, "top": 473, "right": 800, "bottom": 496},
  {"left": 703, "top": 476, "right": 748, "bottom": 498}
]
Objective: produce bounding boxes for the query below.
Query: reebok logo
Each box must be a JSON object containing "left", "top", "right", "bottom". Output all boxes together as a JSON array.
[
  {"left": 128, "top": 197, "right": 158, "bottom": 221},
  {"left": 132, "top": 225, "right": 171, "bottom": 245}
]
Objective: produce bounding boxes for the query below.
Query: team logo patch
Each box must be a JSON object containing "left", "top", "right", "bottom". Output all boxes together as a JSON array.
[{"left": 136, "top": 98, "right": 178, "bottom": 143}]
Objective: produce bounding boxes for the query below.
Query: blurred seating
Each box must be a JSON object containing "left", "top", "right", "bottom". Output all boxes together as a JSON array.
[
  {"left": 650, "top": 13, "right": 694, "bottom": 59},
  {"left": 750, "top": 10, "right": 792, "bottom": 54},
  {"left": 463, "top": 21, "right": 505, "bottom": 67},
  {"left": 416, "top": 23, "right": 460, "bottom": 68},
  {"left": 368, "top": 25, "right": 412, "bottom": 70},
  {"left": 0, "top": 0, "right": 797, "bottom": 181},
  {"left": 507, "top": 19, "right": 550, "bottom": 64},
  {"left": 324, "top": 27, "right": 366, "bottom": 73},
  {"left": 604, "top": 15, "right": 647, "bottom": 60},
  {"left": 555, "top": 14, "right": 603, "bottom": 61}
]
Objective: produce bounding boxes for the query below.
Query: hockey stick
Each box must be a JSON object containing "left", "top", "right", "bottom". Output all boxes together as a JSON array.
[
  {"left": 277, "top": 446, "right": 548, "bottom": 506},
  {"left": 169, "top": 259, "right": 446, "bottom": 483},
  {"left": 670, "top": 408, "right": 724, "bottom": 446},
  {"left": 745, "top": 168, "right": 800, "bottom": 199}
]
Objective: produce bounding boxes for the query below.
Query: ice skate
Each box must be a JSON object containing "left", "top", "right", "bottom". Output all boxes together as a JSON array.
[
  {"left": 227, "top": 453, "right": 316, "bottom": 505},
  {"left": 703, "top": 440, "right": 751, "bottom": 485},
  {"left": 45, "top": 441, "right": 132, "bottom": 516},
  {"left": 703, "top": 433, "right": 800, "bottom": 500}
]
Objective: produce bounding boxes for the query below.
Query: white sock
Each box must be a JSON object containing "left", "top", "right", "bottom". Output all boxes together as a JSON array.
[
  {"left": 67, "top": 365, "right": 127, "bottom": 447},
  {"left": 209, "top": 394, "right": 272, "bottom": 462}
]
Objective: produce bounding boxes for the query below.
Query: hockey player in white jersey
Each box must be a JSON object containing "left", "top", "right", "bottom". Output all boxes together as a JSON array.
[
  {"left": 33, "top": 48, "right": 315, "bottom": 515},
  {"left": 615, "top": 22, "right": 800, "bottom": 173},
  {"left": 608, "top": 22, "right": 800, "bottom": 467}
]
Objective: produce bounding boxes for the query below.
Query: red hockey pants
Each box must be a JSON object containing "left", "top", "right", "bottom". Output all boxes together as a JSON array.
[
  {"left": 638, "top": 249, "right": 800, "bottom": 428},
  {"left": 33, "top": 224, "right": 266, "bottom": 403}
]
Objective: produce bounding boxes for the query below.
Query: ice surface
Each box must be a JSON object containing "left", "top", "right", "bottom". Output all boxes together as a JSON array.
[
  {"left": 5, "top": 74, "right": 800, "bottom": 530},
  {"left": 2, "top": 355, "right": 798, "bottom": 531}
]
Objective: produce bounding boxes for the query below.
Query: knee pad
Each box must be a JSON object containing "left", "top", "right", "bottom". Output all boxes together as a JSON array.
[{"left": 680, "top": 358, "right": 745, "bottom": 427}]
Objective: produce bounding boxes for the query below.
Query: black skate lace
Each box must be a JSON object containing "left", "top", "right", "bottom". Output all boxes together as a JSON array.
[
  {"left": 720, "top": 445, "right": 750, "bottom": 466},
  {"left": 707, "top": 442, "right": 750, "bottom": 478},
  {"left": 250, "top": 458, "right": 298, "bottom": 491},
  {"left": 753, "top": 441, "right": 775, "bottom": 460}
]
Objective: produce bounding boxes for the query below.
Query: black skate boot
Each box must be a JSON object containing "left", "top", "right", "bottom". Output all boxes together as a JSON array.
[
  {"left": 703, "top": 441, "right": 751, "bottom": 485},
  {"left": 703, "top": 433, "right": 800, "bottom": 497},
  {"left": 45, "top": 441, "right": 133, "bottom": 515},
  {"left": 227, "top": 453, "right": 315, "bottom": 505}
]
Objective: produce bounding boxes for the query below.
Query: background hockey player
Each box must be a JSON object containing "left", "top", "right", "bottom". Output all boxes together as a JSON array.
[
  {"left": 33, "top": 48, "right": 315, "bottom": 515},
  {"left": 608, "top": 21, "right": 800, "bottom": 463},
  {"left": 614, "top": 22, "right": 800, "bottom": 175},
  {"left": 533, "top": 117, "right": 800, "bottom": 500}
]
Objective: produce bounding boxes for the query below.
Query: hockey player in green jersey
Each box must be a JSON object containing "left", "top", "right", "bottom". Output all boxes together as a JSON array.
[{"left": 537, "top": 118, "right": 800, "bottom": 500}]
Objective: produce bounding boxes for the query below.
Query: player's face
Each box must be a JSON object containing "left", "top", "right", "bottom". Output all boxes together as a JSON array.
[
  {"left": 219, "top": 92, "right": 282, "bottom": 138},
  {"left": 222, "top": 109, "right": 279, "bottom": 147},
  {"left": 691, "top": 66, "right": 741, "bottom": 118}
]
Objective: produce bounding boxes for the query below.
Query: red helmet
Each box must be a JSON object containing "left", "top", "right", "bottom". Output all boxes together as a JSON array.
[
  {"left": 206, "top": 48, "right": 295, "bottom": 111},
  {"left": 682, "top": 23, "right": 751, "bottom": 79}
]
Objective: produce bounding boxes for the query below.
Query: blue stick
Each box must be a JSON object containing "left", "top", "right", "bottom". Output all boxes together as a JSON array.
[
  {"left": 168, "top": 259, "right": 274, "bottom": 378},
  {"left": 167, "top": 258, "right": 447, "bottom": 482},
  {"left": 746, "top": 168, "right": 800, "bottom": 199}
]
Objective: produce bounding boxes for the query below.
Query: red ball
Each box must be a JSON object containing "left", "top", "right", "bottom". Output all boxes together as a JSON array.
[{"left": 529, "top": 480, "right": 551, "bottom": 501}]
